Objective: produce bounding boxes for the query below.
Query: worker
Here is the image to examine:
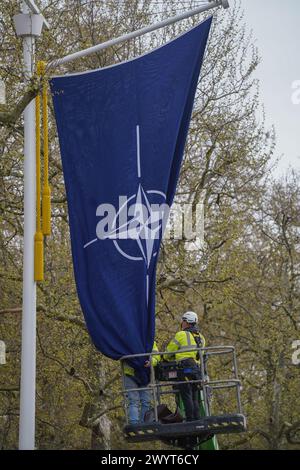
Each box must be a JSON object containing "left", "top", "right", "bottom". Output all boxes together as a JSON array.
[
  {"left": 124, "top": 341, "right": 160, "bottom": 425},
  {"left": 164, "top": 311, "right": 206, "bottom": 422}
]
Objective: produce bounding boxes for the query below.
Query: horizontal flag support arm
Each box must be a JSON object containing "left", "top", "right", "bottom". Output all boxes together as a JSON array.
[
  {"left": 23, "top": 0, "right": 50, "bottom": 29},
  {"left": 48, "top": 0, "right": 229, "bottom": 69}
]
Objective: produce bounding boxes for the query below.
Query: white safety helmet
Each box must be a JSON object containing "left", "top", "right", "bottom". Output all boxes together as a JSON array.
[{"left": 182, "top": 311, "right": 198, "bottom": 324}]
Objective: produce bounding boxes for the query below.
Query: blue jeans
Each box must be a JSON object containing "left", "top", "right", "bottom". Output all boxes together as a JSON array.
[{"left": 124, "top": 375, "right": 151, "bottom": 425}]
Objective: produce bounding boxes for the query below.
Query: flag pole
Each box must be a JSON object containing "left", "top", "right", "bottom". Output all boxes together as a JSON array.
[
  {"left": 13, "top": 0, "right": 47, "bottom": 450},
  {"left": 49, "top": 0, "right": 229, "bottom": 69}
]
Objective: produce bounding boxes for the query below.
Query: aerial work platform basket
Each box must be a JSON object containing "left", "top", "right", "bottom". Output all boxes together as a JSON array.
[{"left": 120, "top": 346, "right": 246, "bottom": 450}]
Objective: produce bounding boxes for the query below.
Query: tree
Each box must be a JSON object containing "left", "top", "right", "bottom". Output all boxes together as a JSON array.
[{"left": 1, "top": 0, "right": 299, "bottom": 450}]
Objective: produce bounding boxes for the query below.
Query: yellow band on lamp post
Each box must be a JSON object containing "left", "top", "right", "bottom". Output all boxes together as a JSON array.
[
  {"left": 34, "top": 71, "right": 44, "bottom": 282},
  {"left": 34, "top": 230, "right": 44, "bottom": 281},
  {"left": 40, "top": 61, "right": 51, "bottom": 236}
]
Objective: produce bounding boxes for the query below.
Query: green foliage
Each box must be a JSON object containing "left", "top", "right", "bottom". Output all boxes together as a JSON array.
[{"left": 0, "top": 0, "right": 299, "bottom": 450}]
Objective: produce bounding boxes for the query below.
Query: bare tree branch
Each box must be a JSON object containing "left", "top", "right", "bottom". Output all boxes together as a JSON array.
[{"left": 0, "top": 80, "right": 40, "bottom": 127}]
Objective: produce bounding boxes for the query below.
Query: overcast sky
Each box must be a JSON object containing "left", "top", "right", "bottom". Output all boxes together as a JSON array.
[{"left": 240, "top": 0, "right": 300, "bottom": 176}]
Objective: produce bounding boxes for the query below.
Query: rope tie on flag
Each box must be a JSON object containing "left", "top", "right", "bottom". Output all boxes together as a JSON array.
[
  {"left": 34, "top": 61, "right": 44, "bottom": 281},
  {"left": 34, "top": 61, "right": 50, "bottom": 281},
  {"left": 41, "top": 61, "right": 51, "bottom": 237}
]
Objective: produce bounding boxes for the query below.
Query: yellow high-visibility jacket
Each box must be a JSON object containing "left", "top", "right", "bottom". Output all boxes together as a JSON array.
[
  {"left": 124, "top": 341, "right": 160, "bottom": 377},
  {"left": 164, "top": 330, "right": 206, "bottom": 362},
  {"left": 151, "top": 341, "right": 161, "bottom": 367}
]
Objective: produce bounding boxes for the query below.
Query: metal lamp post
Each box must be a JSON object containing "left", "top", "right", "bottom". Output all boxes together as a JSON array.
[{"left": 13, "top": 0, "right": 48, "bottom": 450}]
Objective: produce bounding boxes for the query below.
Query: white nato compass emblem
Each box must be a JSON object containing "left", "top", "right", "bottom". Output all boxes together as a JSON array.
[{"left": 84, "top": 125, "right": 168, "bottom": 303}]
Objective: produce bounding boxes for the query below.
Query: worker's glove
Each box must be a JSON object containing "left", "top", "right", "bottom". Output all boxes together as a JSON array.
[{"left": 203, "top": 374, "right": 210, "bottom": 383}]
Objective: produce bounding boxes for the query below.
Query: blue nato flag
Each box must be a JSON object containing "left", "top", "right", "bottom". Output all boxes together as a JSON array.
[{"left": 50, "top": 17, "right": 212, "bottom": 384}]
